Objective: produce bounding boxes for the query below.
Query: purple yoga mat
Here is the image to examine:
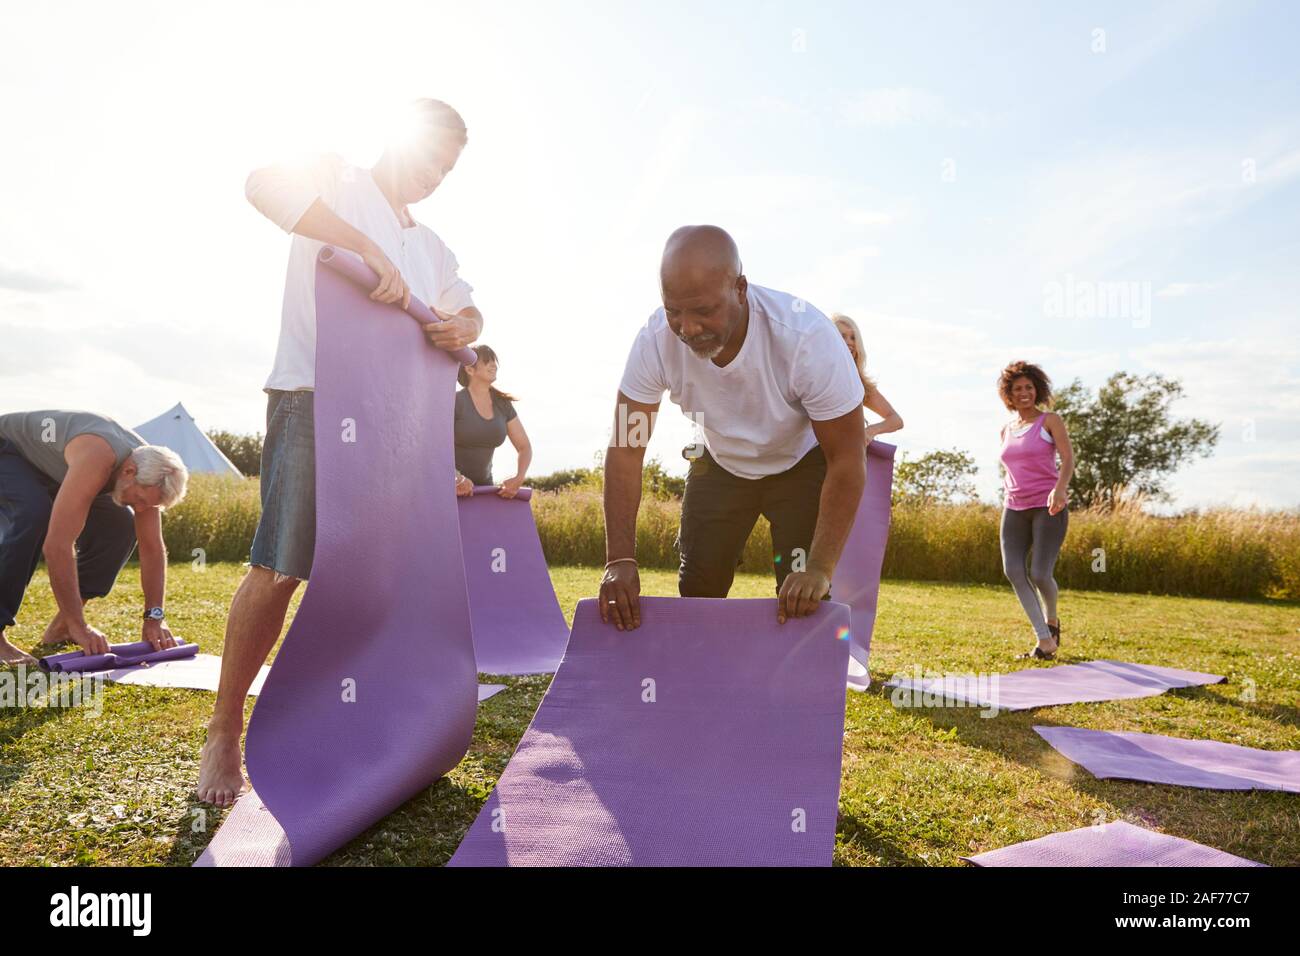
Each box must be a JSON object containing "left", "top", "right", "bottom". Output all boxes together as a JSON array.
[
  {"left": 38, "top": 638, "right": 198, "bottom": 673},
  {"left": 965, "top": 820, "right": 1264, "bottom": 867},
  {"left": 316, "top": 245, "right": 478, "bottom": 367},
  {"left": 830, "top": 441, "right": 894, "bottom": 685},
  {"left": 459, "top": 485, "right": 569, "bottom": 675},
  {"left": 887, "top": 660, "right": 1225, "bottom": 713},
  {"left": 450, "top": 596, "right": 852, "bottom": 866},
  {"left": 197, "top": 246, "right": 479, "bottom": 867},
  {"left": 1035, "top": 725, "right": 1300, "bottom": 792}
]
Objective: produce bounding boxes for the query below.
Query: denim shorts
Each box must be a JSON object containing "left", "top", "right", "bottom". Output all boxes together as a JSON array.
[{"left": 249, "top": 390, "right": 316, "bottom": 581}]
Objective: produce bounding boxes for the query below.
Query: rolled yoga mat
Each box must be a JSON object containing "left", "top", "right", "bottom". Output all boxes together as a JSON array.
[
  {"left": 450, "top": 596, "right": 852, "bottom": 867},
  {"left": 830, "top": 440, "right": 894, "bottom": 689},
  {"left": 459, "top": 485, "right": 569, "bottom": 675},
  {"left": 38, "top": 638, "right": 198, "bottom": 673},
  {"left": 964, "top": 820, "right": 1265, "bottom": 867},
  {"left": 197, "top": 246, "right": 479, "bottom": 867},
  {"left": 1034, "top": 725, "right": 1300, "bottom": 792},
  {"left": 886, "top": 660, "right": 1225, "bottom": 713}
]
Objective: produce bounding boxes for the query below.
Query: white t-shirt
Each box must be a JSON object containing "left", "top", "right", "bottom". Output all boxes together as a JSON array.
[
  {"left": 619, "top": 285, "right": 865, "bottom": 479},
  {"left": 245, "top": 154, "right": 476, "bottom": 391}
]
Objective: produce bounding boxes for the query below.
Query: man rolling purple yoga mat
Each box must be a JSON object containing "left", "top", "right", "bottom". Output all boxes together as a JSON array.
[
  {"left": 39, "top": 638, "right": 198, "bottom": 673},
  {"left": 831, "top": 440, "right": 895, "bottom": 688},
  {"left": 459, "top": 485, "right": 569, "bottom": 674},
  {"left": 887, "top": 660, "right": 1224, "bottom": 713},
  {"left": 450, "top": 596, "right": 851, "bottom": 867},
  {"left": 1035, "top": 725, "right": 1300, "bottom": 792},
  {"left": 197, "top": 248, "right": 479, "bottom": 867},
  {"left": 965, "top": 820, "right": 1264, "bottom": 867}
]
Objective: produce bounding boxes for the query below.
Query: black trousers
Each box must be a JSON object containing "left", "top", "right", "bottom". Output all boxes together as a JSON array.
[
  {"left": 0, "top": 439, "right": 137, "bottom": 629},
  {"left": 677, "top": 445, "right": 827, "bottom": 598}
]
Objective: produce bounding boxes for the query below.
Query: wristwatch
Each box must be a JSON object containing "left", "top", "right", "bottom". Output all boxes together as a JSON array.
[{"left": 143, "top": 607, "right": 165, "bottom": 622}]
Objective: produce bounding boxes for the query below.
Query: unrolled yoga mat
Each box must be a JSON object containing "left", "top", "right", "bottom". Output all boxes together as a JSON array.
[
  {"left": 38, "top": 638, "right": 198, "bottom": 673},
  {"left": 196, "top": 683, "right": 512, "bottom": 867},
  {"left": 450, "top": 596, "right": 852, "bottom": 867},
  {"left": 1035, "top": 725, "right": 1300, "bottom": 792},
  {"left": 965, "top": 820, "right": 1264, "bottom": 867},
  {"left": 197, "top": 246, "right": 479, "bottom": 867},
  {"left": 830, "top": 440, "right": 894, "bottom": 688},
  {"left": 104, "top": 655, "right": 270, "bottom": 695},
  {"left": 459, "top": 486, "right": 569, "bottom": 674},
  {"left": 887, "top": 660, "right": 1224, "bottom": 713}
]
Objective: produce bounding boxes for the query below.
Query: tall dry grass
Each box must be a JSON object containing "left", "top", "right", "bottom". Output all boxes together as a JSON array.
[
  {"left": 160, "top": 474, "right": 261, "bottom": 563},
  {"left": 158, "top": 476, "right": 1300, "bottom": 600}
]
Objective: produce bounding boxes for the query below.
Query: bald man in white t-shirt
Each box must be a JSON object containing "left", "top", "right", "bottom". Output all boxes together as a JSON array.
[{"left": 600, "top": 225, "right": 866, "bottom": 630}]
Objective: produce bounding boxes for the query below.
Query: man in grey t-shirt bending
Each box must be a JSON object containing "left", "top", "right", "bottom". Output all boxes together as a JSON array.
[{"left": 0, "top": 409, "right": 189, "bottom": 664}]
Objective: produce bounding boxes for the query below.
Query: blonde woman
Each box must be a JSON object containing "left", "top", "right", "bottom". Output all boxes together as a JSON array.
[{"left": 832, "top": 313, "right": 903, "bottom": 443}]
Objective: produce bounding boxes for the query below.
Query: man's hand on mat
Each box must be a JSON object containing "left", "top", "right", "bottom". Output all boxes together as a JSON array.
[
  {"left": 68, "top": 621, "right": 111, "bottom": 656},
  {"left": 776, "top": 570, "right": 830, "bottom": 624},
  {"left": 142, "top": 618, "right": 177, "bottom": 651},
  {"left": 498, "top": 476, "right": 524, "bottom": 499},
  {"left": 362, "top": 244, "right": 410, "bottom": 309},
  {"left": 599, "top": 563, "right": 641, "bottom": 631},
  {"left": 424, "top": 309, "right": 476, "bottom": 351}
]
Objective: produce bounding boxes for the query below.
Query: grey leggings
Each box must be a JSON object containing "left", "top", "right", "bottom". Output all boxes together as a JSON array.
[{"left": 1000, "top": 506, "right": 1068, "bottom": 641}]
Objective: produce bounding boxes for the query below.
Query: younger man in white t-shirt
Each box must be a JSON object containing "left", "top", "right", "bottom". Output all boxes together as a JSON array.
[
  {"left": 600, "top": 225, "right": 866, "bottom": 629},
  {"left": 196, "top": 99, "right": 483, "bottom": 807}
]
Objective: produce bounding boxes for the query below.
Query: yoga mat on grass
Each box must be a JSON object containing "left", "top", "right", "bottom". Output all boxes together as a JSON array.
[
  {"left": 196, "top": 682, "right": 510, "bottom": 866},
  {"left": 831, "top": 440, "right": 894, "bottom": 689},
  {"left": 459, "top": 486, "right": 569, "bottom": 674},
  {"left": 196, "top": 246, "right": 479, "bottom": 867},
  {"left": 1035, "top": 725, "right": 1300, "bottom": 792},
  {"left": 450, "top": 596, "right": 852, "bottom": 867},
  {"left": 965, "top": 820, "right": 1264, "bottom": 867},
  {"left": 104, "top": 655, "right": 270, "bottom": 695},
  {"left": 887, "top": 660, "right": 1224, "bottom": 713},
  {"left": 38, "top": 638, "right": 198, "bottom": 673}
]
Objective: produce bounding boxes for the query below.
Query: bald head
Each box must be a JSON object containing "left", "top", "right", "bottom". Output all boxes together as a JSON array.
[
  {"left": 658, "top": 225, "right": 749, "bottom": 362},
  {"left": 661, "top": 225, "right": 742, "bottom": 287}
]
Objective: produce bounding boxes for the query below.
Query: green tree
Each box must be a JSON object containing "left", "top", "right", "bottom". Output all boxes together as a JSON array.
[
  {"left": 1053, "top": 372, "right": 1218, "bottom": 509},
  {"left": 206, "top": 430, "right": 263, "bottom": 477},
  {"left": 894, "top": 448, "right": 979, "bottom": 505}
]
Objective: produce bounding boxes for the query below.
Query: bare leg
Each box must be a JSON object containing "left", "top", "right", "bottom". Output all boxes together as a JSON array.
[
  {"left": 195, "top": 566, "right": 300, "bottom": 807},
  {"left": 0, "top": 628, "right": 36, "bottom": 665}
]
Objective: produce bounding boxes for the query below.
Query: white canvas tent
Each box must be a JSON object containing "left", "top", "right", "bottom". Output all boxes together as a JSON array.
[{"left": 134, "top": 402, "right": 243, "bottom": 478}]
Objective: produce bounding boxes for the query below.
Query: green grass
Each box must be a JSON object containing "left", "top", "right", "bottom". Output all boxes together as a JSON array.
[{"left": 1, "top": 563, "right": 1297, "bottom": 866}]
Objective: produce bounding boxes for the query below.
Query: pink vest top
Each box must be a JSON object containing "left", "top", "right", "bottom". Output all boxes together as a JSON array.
[{"left": 1000, "top": 412, "right": 1059, "bottom": 510}]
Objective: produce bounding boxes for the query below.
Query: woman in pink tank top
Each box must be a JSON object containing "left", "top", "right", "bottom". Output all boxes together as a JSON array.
[{"left": 997, "top": 361, "right": 1075, "bottom": 659}]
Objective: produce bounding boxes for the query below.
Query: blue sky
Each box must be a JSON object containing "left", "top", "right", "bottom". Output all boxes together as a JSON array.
[{"left": 1, "top": 0, "right": 1296, "bottom": 508}]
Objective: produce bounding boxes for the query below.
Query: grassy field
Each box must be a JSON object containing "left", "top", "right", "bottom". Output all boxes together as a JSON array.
[{"left": 1, "top": 562, "right": 1297, "bottom": 866}]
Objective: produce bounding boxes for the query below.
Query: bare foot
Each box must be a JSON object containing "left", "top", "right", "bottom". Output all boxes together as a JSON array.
[
  {"left": 41, "top": 611, "right": 72, "bottom": 646},
  {"left": 0, "top": 635, "right": 37, "bottom": 666},
  {"left": 195, "top": 728, "right": 248, "bottom": 807}
]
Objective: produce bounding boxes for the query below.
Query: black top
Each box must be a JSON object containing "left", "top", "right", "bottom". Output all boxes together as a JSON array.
[{"left": 453, "top": 388, "right": 517, "bottom": 486}]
